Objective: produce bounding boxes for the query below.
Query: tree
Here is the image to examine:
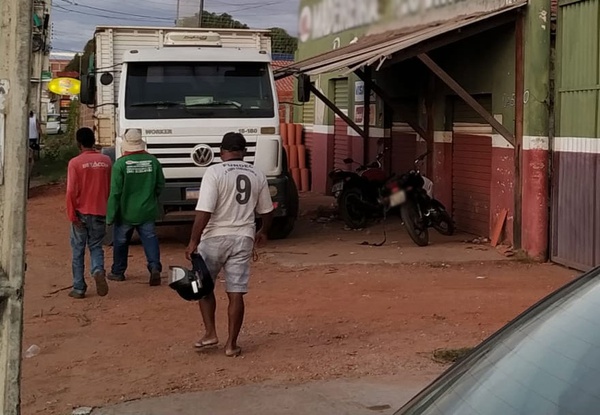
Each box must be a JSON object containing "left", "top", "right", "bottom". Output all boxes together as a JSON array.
[
  {"left": 65, "top": 38, "right": 95, "bottom": 76},
  {"left": 177, "top": 11, "right": 248, "bottom": 29},
  {"left": 268, "top": 27, "right": 297, "bottom": 55},
  {"left": 178, "top": 12, "right": 298, "bottom": 55}
]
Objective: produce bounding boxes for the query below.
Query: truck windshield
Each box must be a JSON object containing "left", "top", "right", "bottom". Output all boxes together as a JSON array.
[{"left": 124, "top": 62, "right": 275, "bottom": 120}]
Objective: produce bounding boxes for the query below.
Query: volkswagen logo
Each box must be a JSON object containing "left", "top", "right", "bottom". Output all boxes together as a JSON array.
[{"left": 191, "top": 144, "right": 214, "bottom": 167}]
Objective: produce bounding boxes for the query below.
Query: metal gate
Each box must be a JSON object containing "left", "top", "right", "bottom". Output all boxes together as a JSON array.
[
  {"left": 452, "top": 133, "right": 492, "bottom": 237},
  {"left": 451, "top": 95, "right": 493, "bottom": 237},
  {"left": 333, "top": 78, "right": 351, "bottom": 170},
  {"left": 551, "top": 0, "right": 600, "bottom": 270}
]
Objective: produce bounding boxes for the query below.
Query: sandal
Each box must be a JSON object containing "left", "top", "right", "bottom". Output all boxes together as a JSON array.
[{"left": 194, "top": 339, "right": 219, "bottom": 349}]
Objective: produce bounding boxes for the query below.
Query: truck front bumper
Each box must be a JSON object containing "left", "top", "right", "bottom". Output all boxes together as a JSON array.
[{"left": 158, "top": 176, "right": 290, "bottom": 224}]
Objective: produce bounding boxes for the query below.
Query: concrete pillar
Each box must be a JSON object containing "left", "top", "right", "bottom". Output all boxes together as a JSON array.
[
  {"left": 0, "top": 0, "right": 33, "bottom": 413},
  {"left": 522, "top": 0, "right": 551, "bottom": 260}
]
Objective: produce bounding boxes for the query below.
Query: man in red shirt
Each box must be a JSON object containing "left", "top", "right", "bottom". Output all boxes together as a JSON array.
[{"left": 66, "top": 128, "right": 112, "bottom": 299}]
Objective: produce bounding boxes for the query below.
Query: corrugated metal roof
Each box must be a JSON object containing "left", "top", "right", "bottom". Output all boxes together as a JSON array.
[
  {"left": 273, "top": 60, "right": 295, "bottom": 92},
  {"left": 275, "top": 0, "right": 527, "bottom": 79}
]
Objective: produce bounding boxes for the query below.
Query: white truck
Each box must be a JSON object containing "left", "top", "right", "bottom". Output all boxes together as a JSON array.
[{"left": 80, "top": 26, "right": 298, "bottom": 239}]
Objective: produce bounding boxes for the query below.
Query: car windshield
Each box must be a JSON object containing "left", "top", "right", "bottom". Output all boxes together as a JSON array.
[
  {"left": 47, "top": 115, "right": 59, "bottom": 122},
  {"left": 396, "top": 269, "right": 600, "bottom": 415},
  {"left": 124, "top": 62, "right": 275, "bottom": 120}
]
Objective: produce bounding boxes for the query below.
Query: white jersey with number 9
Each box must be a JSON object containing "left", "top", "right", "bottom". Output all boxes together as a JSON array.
[{"left": 195, "top": 161, "right": 274, "bottom": 240}]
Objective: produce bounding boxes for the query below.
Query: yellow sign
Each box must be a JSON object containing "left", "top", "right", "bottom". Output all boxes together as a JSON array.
[{"left": 47, "top": 77, "right": 81, "bottom": 96}]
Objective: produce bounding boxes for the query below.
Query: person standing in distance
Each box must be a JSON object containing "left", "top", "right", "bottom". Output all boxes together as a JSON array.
[
  {"left": 107, "top": 129, "right": 165, "bottom": 286},
  {"left": 185, "top": 132, "right": 274, "bottom": 357},
  {"left": 28, "top": 111, "right": 42, "bottom": 155},
  {"left": 66, "top": 128, "right": 112, "bottom": 299}
]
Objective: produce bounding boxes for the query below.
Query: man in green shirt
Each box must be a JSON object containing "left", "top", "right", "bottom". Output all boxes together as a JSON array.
[{"left": 107, "top": 129, "right": 165, "bottom": 286}]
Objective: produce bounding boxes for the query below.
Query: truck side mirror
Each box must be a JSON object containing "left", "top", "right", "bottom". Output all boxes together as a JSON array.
[
  {"left": 297, "top": 74, "right": 311, "bottom": 103},
  {"left": 100, "top": 72, "right": 114, "bottom": 86},
  {"left": 80, "top": 73, "right": 96, "bottom": 106}
]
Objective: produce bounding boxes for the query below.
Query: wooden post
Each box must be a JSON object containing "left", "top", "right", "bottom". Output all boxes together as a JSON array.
[
  {"left": 514, "top": 12, "right": 524, "bottom": 250},
  {"left": 417, "top": 53, "right": 515, "bottom": 147},
  {"left": 309, "top": 83, "right": 367, "bottom": 140},
  {"left": 363, "top": 66, "right": 372, "bottom": 164},
  {"left": 0, "top": 0, "right": 33, "bottom": 413}
]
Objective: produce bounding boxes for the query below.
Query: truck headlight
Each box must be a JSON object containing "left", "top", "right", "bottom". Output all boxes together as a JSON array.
[{"left": 269, "top": 186, "right": 278, "bottom": 197}]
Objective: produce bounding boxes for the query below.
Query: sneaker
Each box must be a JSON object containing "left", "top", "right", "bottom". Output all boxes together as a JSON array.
[
  {"left": 149, "top": 269, "right": 162, "bottom": 287},
  {"left": 93, "top": 270, "right": 109, "bottom": 297},
  {"left": 107, "top": 273, "right": 126, "bottom": 282},
  {"left": 68, "top": 290, "right": 85, "bottom": 299}
]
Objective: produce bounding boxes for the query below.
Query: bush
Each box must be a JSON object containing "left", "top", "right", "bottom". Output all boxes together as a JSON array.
[
  {"left": 43, "top": 100, "right": 80, "bottom": 162},
  {"left": 31, "top": 100, "right": 81, "bottom": 184}
]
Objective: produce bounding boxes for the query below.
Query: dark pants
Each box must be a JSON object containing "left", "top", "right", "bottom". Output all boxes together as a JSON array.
[
  {"left": 70, "top": 214, "right": 106, "bottom": 294},
  {"left": 111, "top": 222, "right": 162, "bottom": 276}
]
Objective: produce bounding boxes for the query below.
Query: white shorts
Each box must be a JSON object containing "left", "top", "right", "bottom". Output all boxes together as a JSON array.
[{"left": 197, "top": 235, "right": 254, "bottom": 294}]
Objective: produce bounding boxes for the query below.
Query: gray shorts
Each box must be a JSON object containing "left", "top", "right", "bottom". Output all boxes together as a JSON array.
[{"left": 197, "top": 235, "right": 254, "bottom": 294}]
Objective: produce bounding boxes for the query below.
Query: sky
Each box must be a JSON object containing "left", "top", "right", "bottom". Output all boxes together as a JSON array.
[{"left": 51, "top": 0, "right": 300, "bottom": 55}]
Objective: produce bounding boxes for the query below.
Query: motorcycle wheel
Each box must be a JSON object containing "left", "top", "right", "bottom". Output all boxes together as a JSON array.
[
  {"left": 339, "top": 188, "right": 369, "bottom": 229},
  {"left": 433, "top": 209, "right": 455, "bottom": 236},
  {"left": 400, "top": 201, "right": 429, "bottom": 247}
]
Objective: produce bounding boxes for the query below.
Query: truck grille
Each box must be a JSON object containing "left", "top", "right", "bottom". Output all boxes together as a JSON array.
[{"left": 147, "top": 141, "right": 256, "bottom": 169}]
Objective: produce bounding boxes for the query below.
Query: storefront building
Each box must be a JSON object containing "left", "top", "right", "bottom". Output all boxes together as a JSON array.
[{"left": 277, "top": 0, "right": 554, "bottom": 261}]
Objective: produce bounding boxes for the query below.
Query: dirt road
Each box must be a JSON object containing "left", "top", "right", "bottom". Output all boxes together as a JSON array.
[{"left": 21, "top": 185, "right": 576, "bottom": 415}]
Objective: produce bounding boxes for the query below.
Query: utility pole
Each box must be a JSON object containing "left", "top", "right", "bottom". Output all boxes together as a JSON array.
[
  {"left": 175, "top": 0, "right": 180, "bottom": 25},
  {"left": 198, "top": 0, "right": 204, "bottom": 27},
  {"left": 0, "top": 1, "right": 33, "bottom": 415}
]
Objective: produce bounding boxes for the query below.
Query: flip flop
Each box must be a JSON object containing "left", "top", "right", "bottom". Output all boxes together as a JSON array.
[
  {"left": 194, "top": 339, "right": 219, "bottom": 349},
  {"left": 225, "top": 348, "right": 242, "bottom": 357}
]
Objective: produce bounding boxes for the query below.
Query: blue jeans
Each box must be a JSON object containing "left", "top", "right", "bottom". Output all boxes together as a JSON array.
[
  {"left": 70, "top": 214, "right": 106, "bottom": 294},
  {"left": 111, "top": 222, "right": 162, "bottom": 276}
]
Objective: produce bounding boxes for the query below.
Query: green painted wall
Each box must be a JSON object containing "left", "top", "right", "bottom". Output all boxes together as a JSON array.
[
  {"left": 295, "top": 0, "right": 545, "bottom": 134},
  {"left": 298, "top": 23, "right": 517, "bottom": 132},
  {"left": 556, "top": 0, "right": 599, "bottom": 138},
  {"left": 431, "top": 24, "right": 517, "bottom": 133}
]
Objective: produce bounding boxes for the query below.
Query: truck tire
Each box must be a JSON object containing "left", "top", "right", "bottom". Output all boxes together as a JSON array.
[
  {"left": 267, "top": 148, "right": 299, "bottom": 240},
  {"left": 268, "top": 176, "right": 299, "bottom": 240}
]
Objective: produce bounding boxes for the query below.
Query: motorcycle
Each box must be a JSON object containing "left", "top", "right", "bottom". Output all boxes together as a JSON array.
[
  {"left": 384, "top": 152, "right": 455, "bottom": 247},
  {"left": 329, "top": 149, "right": 391, "bottom": 229}
]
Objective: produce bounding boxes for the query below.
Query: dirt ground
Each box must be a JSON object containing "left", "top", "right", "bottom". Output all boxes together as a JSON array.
[{"left": 21, "top": 185, "right": 577, "bottom": 415}]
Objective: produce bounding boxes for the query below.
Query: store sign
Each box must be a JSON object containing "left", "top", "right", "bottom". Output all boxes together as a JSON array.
[
  {"left": 299, "top": 0, "right": 521, "bottom": 43},
  {"left": 48, "top": 77, "right": 81, "bottom": 96},
  {"left": 299, "top": 0, "right": 381, "bottom": 43},
  {"left": 354, "top": 104, "right": 376, "bottom": 125},
  {"left": 354, "top": 81, "right": 376, "bottom": 103},
  {"left": 393, "top": 0, "right": 468, "bottom": 18}
]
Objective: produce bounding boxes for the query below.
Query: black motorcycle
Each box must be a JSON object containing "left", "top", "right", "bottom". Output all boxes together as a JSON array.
[
  {"left": 384, "top": 152, "right": 455, "bottom": 247},
  {"left": 329, "top": 149, "right": 391, "bottom": 229}
]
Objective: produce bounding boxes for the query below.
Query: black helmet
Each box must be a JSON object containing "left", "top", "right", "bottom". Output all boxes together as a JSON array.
[{"left": 169, "top": 253, "right": 214, "bottom": 301}]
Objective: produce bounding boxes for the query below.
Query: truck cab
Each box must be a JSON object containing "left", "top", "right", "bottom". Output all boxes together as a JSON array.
[{"left": 81, "top": 27, "right": 299, "bottom": 239}]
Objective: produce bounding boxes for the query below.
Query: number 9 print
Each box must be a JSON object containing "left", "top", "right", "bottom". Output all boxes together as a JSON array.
[{"left": 236, "top": 174, "right": 252, "bottom": 205}]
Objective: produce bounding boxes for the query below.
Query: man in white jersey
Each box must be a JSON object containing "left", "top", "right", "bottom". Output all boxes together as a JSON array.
[{"left": 185, "top": 132, "right": 274, "bottom": 357}]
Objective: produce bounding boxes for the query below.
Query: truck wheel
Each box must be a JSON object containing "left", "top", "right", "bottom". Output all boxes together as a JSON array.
[
  {"left": 267, "top": 153, "right": 299, "bottom": 240},
  {"left": 268, "top": 217, "right": 296, "bottom": 240}
]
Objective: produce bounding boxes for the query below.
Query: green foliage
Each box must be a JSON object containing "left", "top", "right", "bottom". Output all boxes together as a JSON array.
[
  {"left": 177, "top": 12, "right": 298, "bottom": 54},
  {"left": 268, "top": 27, "right": 298, "bottom": 55},
  {"left": 65, "top": 39, "right": 95, "bottom": 76},
  {"left": 42, "top": 100, "right": 80, "bottom": 163},
  {"left": 177, "top": 11, "right": 248, "bottom": 29}
]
